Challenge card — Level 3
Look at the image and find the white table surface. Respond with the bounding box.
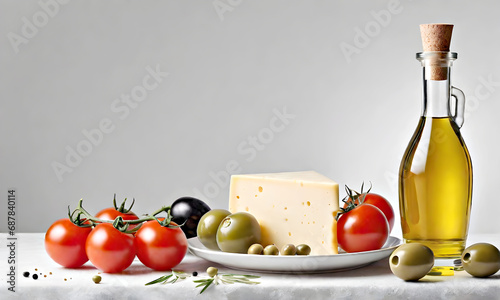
[1,233,499,300]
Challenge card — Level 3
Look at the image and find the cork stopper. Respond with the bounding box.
[420,24,453,51]
[420,24,453,80]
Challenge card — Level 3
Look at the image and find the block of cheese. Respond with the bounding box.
[228,171,339,255]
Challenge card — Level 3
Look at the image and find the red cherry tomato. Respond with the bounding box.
[337,203,389,253]
[343,193,395,232]
[96,208,139,230]
[85,223,136,273]
[45,218,92,268]
[134,220,188,271]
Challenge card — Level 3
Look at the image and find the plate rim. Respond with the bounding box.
[188,236,401,259]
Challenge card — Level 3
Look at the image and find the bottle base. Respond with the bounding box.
[403,238,465,258]
[427,258,463,276]
[403,238,466,276]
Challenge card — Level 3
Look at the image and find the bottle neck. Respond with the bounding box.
[421,68,452,118]
[417,52,457,118]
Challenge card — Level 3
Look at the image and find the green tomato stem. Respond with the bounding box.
[69,199,175,232]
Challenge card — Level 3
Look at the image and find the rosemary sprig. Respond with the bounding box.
[194,278,214,294]
[145,270,189,286]
[146,268,260,294]
[193,273,260,294]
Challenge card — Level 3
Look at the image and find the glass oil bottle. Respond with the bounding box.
[399,24,472,274]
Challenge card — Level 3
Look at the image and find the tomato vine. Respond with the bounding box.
[68,198,182,233]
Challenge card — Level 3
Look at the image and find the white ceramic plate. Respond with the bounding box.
[188,236,401,274]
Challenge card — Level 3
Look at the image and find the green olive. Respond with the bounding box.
[389,243,434,281]
[281,244,296,255]
[207,267,218,277]
[92,275,101,284]
[216,212,262,253]
[296,244,311,256]
[263,244,279,255]
[248,243,264,255]
[461,243,500,278]
[197,209,231,250]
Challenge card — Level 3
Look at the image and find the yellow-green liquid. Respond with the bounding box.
[399,117,472,259]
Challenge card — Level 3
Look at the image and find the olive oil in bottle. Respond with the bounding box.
[398,24,472,272]
[400,116,472,257]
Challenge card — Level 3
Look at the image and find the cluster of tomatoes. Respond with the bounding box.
[44,196,194,273]
[336,184,395,253]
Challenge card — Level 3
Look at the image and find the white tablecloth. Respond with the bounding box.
[1,233,499,299]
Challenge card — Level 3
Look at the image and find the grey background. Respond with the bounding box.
[1,0,499,238]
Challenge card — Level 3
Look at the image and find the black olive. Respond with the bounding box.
[170,197,211,238]
[192,271,198,277]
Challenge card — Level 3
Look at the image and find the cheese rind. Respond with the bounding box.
[228,171,339,255]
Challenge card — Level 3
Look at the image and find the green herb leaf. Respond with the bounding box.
[194,273,260,294]
[197,278,214,294]
[145,271,188,286]
[145,274,173,286]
